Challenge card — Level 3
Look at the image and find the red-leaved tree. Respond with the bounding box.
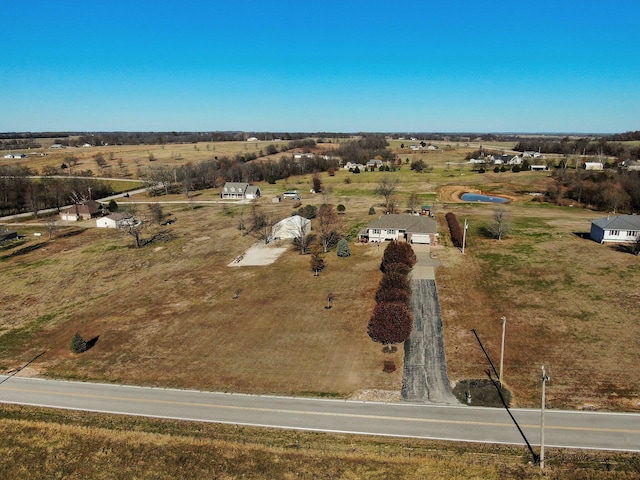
[368,302,413,346]
[375,287,410,305]
[381,241,416,272]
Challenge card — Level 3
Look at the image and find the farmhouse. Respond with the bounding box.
[270,215,311,241]
[361,214,437,244]
[220,182,261,200]
[590,215,640,244]
[96,213,134,229]
[60,200,103,221]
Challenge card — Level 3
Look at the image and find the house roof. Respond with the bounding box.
[591,215,640,231]
[245,185,261,195]
[105,213,133,221]
[222,182,248,193]
[63,200,102,215]
[368,214,437,234]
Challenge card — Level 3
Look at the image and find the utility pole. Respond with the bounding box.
[499,316,506,383]
[462,218,468,254]
[540,365,550,471]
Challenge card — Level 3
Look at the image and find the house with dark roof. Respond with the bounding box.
[590,215,640,244]
[60,200,103,221]
[220,182,261,200]
[361,214,437,244]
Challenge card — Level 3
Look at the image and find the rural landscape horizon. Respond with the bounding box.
[2,0,639,478]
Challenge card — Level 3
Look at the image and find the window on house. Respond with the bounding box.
[387,229,396,234]
[372,229,381,234]
[610,230,619,236]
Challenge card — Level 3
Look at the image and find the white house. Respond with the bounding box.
[590,215,640,244]
[96,213,135,229]
[270,215,311,241]
[530,165,548,171]
[584,162,604,170]
[220,182,261,200]
[361,214,438,244]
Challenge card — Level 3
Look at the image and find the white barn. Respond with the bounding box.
[271,215,311,241]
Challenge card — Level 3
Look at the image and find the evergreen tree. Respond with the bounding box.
[336,238,351,257]
[70,332,88,353]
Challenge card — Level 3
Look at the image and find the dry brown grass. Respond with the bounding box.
[1,404,637,479]
[1,199,401,397]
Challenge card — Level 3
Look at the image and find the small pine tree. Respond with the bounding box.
[368,206,376,215]
[336,238,351,257]
[71,332,88,354]
[108,199,118,212]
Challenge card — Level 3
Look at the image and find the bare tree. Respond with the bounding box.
[45,215,58,240]
[147,203,164,225]
[250,205,272,244]
[407,192,420,214]
[119,206,146,248]
[375,176,400,213]
[488,206,511,241]
[316,204,340,253]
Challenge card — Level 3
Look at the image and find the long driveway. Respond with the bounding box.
[0,376,639,452]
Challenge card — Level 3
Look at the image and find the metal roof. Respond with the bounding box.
[591,215,640,230]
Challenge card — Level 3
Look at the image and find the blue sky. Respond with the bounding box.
[2,0,639,133]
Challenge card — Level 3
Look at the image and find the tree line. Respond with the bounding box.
[514,137,640,160]
[0,165,114,216]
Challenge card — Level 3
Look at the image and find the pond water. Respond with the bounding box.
[461,193,509,203]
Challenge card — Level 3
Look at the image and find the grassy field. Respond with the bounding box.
[1,404,637,479]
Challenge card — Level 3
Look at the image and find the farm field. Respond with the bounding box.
[1,140,638,412]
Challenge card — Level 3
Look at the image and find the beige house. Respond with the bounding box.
[60,200,103,221]
[361,214,437,244]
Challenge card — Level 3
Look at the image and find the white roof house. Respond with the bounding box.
[96,213,134,229]
[590,215,640,244]
[270,215,311,241]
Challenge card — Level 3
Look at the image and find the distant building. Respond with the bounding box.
[60,200,103,221]
[220,182,261,200]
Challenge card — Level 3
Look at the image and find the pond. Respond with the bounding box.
[461,193,509,203]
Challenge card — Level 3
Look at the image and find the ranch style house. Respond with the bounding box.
[590,215,640,244]
[361,214,437,244]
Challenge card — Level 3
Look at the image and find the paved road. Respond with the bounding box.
[1,376,638,453]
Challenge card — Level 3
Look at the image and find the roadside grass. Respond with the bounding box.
[0,405,637,480]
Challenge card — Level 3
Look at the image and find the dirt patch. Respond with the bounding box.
[228,241,288,266]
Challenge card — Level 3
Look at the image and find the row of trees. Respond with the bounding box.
[514,137,640,160]
[0,165,114,216]
[368,242,417,349]
[548,169,640,213]
[445,212,464,248]
[143,154,340,198]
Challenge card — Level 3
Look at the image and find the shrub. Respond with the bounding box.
[336,204,346,214]
[381,241,416,271]
[70,332,88,354]
[445,212,464,248]
[353,166,361,174]
[368,207,376,215]
[378,272,410,294]
[493,166,500,173]
[298,205,318,219]
[343,177,352,184]
[108,199,118,212]
[336,238,351,257]
[375,286,410,305]
[310,252,325,272]
[383,261,411,277]
[368,302,413,345]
